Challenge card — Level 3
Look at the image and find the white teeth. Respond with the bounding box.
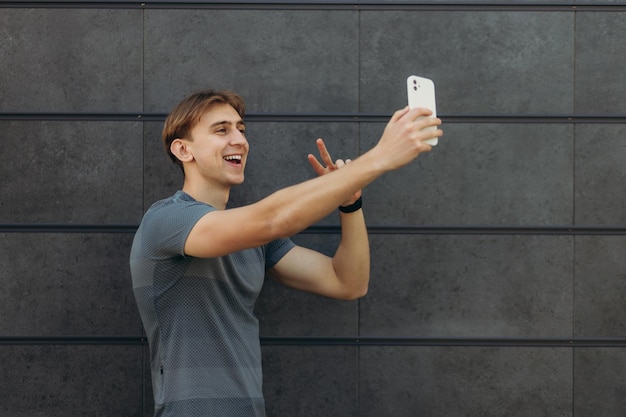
[224,155,242,161]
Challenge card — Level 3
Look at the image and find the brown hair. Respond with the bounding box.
[162,89,246,171]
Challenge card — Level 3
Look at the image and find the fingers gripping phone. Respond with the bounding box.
[407,75,438,146]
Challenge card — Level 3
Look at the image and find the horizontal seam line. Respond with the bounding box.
[1,225,626,235]
[1,113,626,123]
[3,2,626,12]
[2,336,626,347]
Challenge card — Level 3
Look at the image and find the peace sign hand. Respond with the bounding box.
[307,138,362,206]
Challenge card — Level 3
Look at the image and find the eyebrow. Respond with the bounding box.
[210,119,246,128]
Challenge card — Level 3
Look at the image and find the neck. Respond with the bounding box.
[182,180,230,210]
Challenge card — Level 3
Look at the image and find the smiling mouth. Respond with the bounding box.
[224,155,242,165]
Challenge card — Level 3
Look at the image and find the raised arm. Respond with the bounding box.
[184,107,442,259]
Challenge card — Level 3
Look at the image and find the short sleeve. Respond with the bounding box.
[264,238,295,269]
[138,198,214,259]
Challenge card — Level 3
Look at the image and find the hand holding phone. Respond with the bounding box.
[407,75,438,146]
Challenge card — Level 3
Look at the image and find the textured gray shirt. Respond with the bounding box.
[130,191,295,416]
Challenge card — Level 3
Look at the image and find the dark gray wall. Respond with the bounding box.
[1,2,625,416]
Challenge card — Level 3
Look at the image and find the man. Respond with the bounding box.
[130,89,442,416]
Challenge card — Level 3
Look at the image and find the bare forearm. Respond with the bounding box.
[331,209,370,299]
[260,153,382,239]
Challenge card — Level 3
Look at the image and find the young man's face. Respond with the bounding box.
[187,103,249,187]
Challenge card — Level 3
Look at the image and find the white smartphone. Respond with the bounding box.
[407,75,438,146]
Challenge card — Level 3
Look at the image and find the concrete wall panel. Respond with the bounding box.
[574,348,626,417]
[575,124,626,225]
[360,346,572,417]
[0,233,140,336]
[0,121,143,224]
[361,122,574,225]
[263,345,358,417]
[144,10,359,113]
[361,235,573,337]
[0,9,142,112]
[575,13,626,114]
[574,236,626,337]
[0,345,143,417]
[360,11,574,114]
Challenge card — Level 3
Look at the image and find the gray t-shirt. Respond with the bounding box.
[130,191,295,416]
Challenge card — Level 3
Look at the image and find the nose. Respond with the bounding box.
[230,129,248,146]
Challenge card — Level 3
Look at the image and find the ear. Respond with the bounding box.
[170,138,194,164]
